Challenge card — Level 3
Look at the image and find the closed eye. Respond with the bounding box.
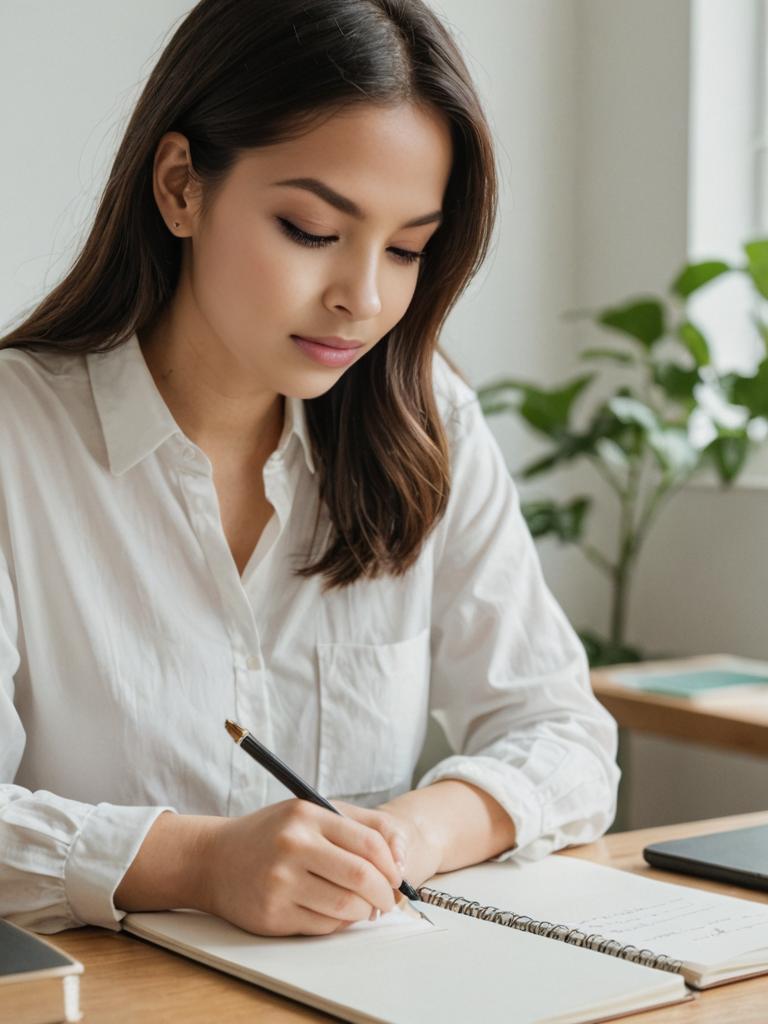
[276,217,426,266]
[277,217,336,248]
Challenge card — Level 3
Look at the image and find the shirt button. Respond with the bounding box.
[246,655,261,670]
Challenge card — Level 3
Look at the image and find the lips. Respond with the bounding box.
[291,335,364,350]
[290,335,365,368]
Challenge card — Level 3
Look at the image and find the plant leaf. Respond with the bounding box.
[518,376,594,437]
[753,317,768,357]
[519,432,598,478]
[598,298,666,349]
[595,437,629,473]
[580,347,637,365]
[477,379,525,415]
[478,398,519,417]
[705,433,750,484]
[652,361,700,402]
[582,401,643,459]
[608,396,658,432]
[730,359,768,418]
[521,497,591,542]
[677,320,710,366]
[578,630,643,667]
[478,375,594,438]
[670,260,730,299]
[744,239,768,300]
[520,451,566,479]
[647,427,699,479]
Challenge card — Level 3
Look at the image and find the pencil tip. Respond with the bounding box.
[225,719,246,743]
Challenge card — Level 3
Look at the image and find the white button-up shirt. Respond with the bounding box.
[0,335,619,934]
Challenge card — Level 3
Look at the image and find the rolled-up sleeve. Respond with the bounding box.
[417,376,620,861]
[0,546,174,934]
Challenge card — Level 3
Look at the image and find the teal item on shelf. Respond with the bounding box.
[623,668,768,698]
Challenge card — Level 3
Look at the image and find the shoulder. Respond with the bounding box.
[0,344,84,391]
[431,351,510,495]
[431,350,481,442]
[0,345,88,440]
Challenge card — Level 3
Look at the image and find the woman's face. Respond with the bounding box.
[162,102,452,399]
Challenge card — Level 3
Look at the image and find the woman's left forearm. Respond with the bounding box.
[378,779,517,882]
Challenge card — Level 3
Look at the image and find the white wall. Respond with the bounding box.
[427,1,613,633]
[0,1,191,330]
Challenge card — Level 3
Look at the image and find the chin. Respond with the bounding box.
[280,368,350,402]
[293,379,348,401]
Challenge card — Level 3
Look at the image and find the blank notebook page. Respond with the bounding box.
[124,903,685,1024]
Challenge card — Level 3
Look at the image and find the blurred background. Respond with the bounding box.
[2,0,766,830]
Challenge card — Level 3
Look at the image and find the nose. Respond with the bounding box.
[322,251,383,321]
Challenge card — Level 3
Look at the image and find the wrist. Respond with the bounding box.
[380,779,517,877]
[189,814,230,914]
[377,792,447,881]
[114,811,226,913]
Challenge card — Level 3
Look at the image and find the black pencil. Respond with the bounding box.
[224,719,432,923]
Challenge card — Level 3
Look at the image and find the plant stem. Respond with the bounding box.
[580,543,614,577]
[609,448,643,647]
[587,454,626,497]
[610,560,630,648]
[610,469,690,647]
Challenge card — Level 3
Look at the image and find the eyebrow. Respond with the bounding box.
[271,177,443,229]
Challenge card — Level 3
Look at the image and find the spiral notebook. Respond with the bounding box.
[423,856,768,989]
[122,851,768,1023]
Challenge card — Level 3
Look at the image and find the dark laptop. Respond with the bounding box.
[643,824,768,893]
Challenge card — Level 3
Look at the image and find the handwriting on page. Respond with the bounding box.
[571,895,768,957]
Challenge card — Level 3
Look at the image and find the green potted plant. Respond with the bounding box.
[478,239,768,666]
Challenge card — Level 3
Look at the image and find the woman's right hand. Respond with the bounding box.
[194,799,406,936]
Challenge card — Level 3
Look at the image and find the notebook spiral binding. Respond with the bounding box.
[418,886,684,976]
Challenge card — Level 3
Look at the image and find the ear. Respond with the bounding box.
[152,131,202,236]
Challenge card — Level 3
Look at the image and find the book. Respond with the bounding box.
[126,852,768,1024]
[598,654,768,701]
[643,823,768,893]
[0,919,83,1024]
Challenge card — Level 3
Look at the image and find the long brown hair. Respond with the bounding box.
[1,0,497,587]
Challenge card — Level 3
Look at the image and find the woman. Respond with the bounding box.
[0,0,619,938]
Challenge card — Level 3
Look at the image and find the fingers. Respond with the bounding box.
[321,809,404,892]
[334,803,409,876]
[309,837,398,916]
[297,871,382,923]
[289,904,356,936]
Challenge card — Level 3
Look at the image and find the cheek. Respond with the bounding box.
[383,272,420,330]
[191,216,310,328]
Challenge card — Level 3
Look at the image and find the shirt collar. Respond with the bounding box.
[282,394,316,475]
[87,332,316,477]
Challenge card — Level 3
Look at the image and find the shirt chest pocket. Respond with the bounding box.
[316,628,431,799]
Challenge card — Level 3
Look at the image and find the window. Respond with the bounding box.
[688,0,768,485]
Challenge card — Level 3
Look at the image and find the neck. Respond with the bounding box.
[138,308,284,465]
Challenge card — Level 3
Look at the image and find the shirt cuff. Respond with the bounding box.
[64,803,176,930]
[416,754,544,860]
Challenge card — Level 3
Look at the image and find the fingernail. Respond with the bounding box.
[369,907,381,922]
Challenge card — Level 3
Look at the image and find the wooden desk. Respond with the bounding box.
[47,810,768,1023]
[591,655,768,757]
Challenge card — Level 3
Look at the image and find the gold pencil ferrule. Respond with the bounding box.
[224,719,247,744]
